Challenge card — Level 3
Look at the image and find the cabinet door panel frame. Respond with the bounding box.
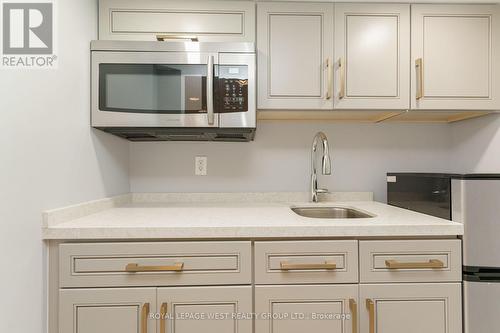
[334,4,410,110]
[359,283,462,333]
[99,0,256,42]
[411,4,500,110]
[257,2,334,110]
[157,286,253,333]
[59,288,157,333]
[255,284,358,333]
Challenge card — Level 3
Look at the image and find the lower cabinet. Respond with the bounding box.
[55,240,463,333]
[157,286,252,333]
[255,285,358,333]
[59,288,157,333]
[359,283,462,333]
[59,286,252,333]
[255,283,462,333]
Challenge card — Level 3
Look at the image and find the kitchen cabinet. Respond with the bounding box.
[59,288,157,333]
[334,4,410,110]
[411,4,500,110]
[255,285,358,333]
[98,0,498,122]
[254,240,359,284]
[99,0,255,42]
[359,283,462,333]
[359,239,462,283]
[52,239,462,333]
[257,2,334,110]
[157,286,252,333]
[58,241,252,287]
[60,287,252,333]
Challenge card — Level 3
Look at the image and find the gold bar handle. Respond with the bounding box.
[385,259,444,269]
[280,261,337,270]
[156,35,198,42]
[160,303,168,333]
[326,58,333,100]
[415,58,424,100]
[339,57,346,99]
[349,299,357,333]
[125,263,184,272]
[141,303,150,333]
[366,299,375,333]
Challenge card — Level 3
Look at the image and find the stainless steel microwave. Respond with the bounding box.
[91,41,256,141]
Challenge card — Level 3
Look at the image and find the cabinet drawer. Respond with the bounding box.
[360,239,461,283]
[255,240,358,284]
[59,241,251,287]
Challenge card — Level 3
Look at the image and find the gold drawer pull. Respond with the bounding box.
[160,303,168,333]
[280,261,337,270]
[338,57,346,99]
[385,259,444,269]
[141,303,150,333]
[156,35,198,42]
[349,299,357,333]
[415,58,424,100]
[326,58,333,100]
[366,299,375,333]
[125,263,184,272]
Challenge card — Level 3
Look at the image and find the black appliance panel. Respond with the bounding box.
[387,173,453,220]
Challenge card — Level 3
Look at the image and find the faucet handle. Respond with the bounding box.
[316,188,329,194]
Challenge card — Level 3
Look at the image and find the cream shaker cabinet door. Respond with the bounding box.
[411,5,500,110]
[99,0,256,42]
[334,4,410,110]
[59,288,156,333]
[255,285,358,333]
[157,286,252,333]
[360,283,462,333]
[257,3,334,110]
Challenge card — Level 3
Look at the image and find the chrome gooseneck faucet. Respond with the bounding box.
[310,131,332,202]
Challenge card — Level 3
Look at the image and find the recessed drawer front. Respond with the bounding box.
[59,241,251,288]
[255,240,358,284]
[360,239,461,283]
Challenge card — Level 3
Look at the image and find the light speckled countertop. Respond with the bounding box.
[42,192,463,240]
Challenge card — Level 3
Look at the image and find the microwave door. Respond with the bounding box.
[91,51,219,128]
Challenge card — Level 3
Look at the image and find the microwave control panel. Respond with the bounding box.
[216,65,249,113]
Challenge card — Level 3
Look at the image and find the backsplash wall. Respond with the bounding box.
[130,121,454,202]
[450,114,500,173]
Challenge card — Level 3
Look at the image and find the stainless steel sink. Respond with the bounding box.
[291,206,375,219]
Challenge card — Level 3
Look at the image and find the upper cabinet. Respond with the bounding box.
[411,4,500,110]
[99,0,256,42]
[97,0,500,120]
[257,3,334,110]
[334,4,410,110]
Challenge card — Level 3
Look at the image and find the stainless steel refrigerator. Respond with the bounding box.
[387,173,500,333]
[453,176,500,333]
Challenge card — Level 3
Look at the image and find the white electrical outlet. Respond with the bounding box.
[195,156,207,176]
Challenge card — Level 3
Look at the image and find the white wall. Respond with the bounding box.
[0,1,130,333]
[130,122,453,202]
[450,114,500,173]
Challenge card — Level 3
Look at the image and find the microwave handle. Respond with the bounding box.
[207,55,215,125]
